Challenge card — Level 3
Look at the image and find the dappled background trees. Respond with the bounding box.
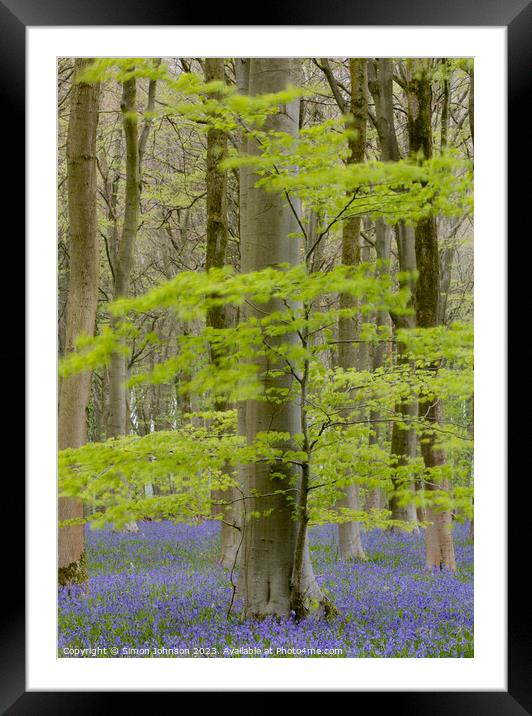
[58,57,473,623]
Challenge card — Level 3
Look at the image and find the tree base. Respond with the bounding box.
[58,551,87,588]
[290,592,339,623]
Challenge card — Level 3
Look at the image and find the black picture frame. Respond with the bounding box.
[6,0,530,710]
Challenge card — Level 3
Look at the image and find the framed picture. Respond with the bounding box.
[7,0,528,708]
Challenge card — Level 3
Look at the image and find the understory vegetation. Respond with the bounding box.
[59,521,473,658]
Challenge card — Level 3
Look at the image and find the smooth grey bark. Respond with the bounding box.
[225,57,252,574]
[407,60,455,570]
[436,63,456,327]
[107,76,140,439]
[105,77,141,534]
[317,58,348,114]
[440,59,450,155]
[367,59,400,163]
[366,217,392,513]
[319,59,376,553]
[369,58,419,531]
[335,59,368,561]
[108,67,158,440]
[438,240,456,325]
[388,222,420,530]
[204,57,229,320]
[237,59,325,618]
[203,58,239,569]
[107,69,158,533]
[58,59,100,586]
[224,59,253,587]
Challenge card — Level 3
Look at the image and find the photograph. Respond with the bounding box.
[56,56,475,660]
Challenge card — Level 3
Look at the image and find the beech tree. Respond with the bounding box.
[58,58,100,585]
[368,58,419,529]
[407,59,456,570]
[236,58,327,618]
[334,58,368,561]
[202,58,237,568]
[108,64,159,441]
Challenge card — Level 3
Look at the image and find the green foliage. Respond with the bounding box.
[59,326,131,378]
[60,263,414,402]
[59,58,474,535]
[59,293,473,531]
[80,57,471,236]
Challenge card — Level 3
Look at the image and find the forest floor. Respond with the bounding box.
[58,521,474,658]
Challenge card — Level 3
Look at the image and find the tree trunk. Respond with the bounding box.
[58,59,100,586]
[437,65,455,327]
[335,59,368,560]
[237,58,324,618]
[367,58,400,163]
[108,67,158,439]
[203,58,239,569]
[388,330,419,530]
[440,59,450,155]
[468,65,474,146]
[108,70,157,532]
[408,60,455,570]
[366,218,393,516]
[227,58,251,576]
[438,242,455,325]
[368,59,419,532]
[107,76,140,439]
[391,222,420,525]
[420,400,456,570]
